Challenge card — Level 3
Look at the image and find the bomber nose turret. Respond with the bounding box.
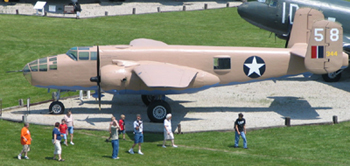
[22,64,32,84]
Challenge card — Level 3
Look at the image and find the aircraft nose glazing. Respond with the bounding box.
[22,64,32,84]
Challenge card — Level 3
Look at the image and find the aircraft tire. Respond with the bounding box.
[49,101,65,114]
[147,100,171,123]
[141,95,155,106]
[322,71,342,82]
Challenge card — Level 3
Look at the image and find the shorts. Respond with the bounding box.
[52,139,62,154]
[164,132,174,140]
[68,126,74,134]
[134,133,143,144]
[22,145,30,153]
[61,133,67,140]
[118,130,125,135]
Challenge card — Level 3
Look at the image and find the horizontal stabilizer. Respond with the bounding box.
[133,62,198,88]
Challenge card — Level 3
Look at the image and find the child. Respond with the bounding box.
[118,114,126,140]
[59,119,68,146]
[106,116,116,142]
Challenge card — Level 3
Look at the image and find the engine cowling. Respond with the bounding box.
[100,65,132,91]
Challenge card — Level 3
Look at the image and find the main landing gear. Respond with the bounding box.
[321,69,343,82]
[141,95,171,123]
[49,91,65,114]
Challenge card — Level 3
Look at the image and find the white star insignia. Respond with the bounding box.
[244,57,265,77]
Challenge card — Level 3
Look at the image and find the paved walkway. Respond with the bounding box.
[0,0,242,18]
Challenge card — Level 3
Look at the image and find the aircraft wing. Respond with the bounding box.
[133,62,198,88]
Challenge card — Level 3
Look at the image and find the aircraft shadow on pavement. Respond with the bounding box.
[10,95,328,126]
[182,96,329,120]
[276,67,350,93]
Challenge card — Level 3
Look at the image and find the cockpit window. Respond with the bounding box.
[91,52,97,60]
[79,47,91,50]
[66,47,78,61]
[258,0,266,3]
[79,52,89,60]
[265,0,277,7]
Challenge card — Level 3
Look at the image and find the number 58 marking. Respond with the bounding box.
[314,28,339,42]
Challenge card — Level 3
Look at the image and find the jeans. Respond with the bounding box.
[235,130,247,148]
[111,139,119,158]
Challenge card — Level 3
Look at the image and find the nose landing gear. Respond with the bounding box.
[49,91,65,114]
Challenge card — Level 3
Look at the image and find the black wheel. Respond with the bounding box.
[147,100,171,123]
[141,95,156,106]
[49,101,65,114]
[322,71,342,82]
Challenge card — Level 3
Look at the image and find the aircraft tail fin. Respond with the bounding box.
[287,8,324,48]
[289,8,348,74]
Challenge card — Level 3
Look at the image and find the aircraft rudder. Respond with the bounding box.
[305,19,346,74]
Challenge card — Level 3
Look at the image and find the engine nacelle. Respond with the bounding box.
[100,65,131,91]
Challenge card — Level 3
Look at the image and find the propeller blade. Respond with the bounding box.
[97,46,101,111]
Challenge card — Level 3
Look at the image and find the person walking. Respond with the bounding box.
[53,122,64,161]
[106,116,116,142]
[64,110,74,145]
[110,120,120,159]
[128,114,144,155]
[162,114,177,148]
[118,114,126,140]
[18,123,32,160]
[234,113,248,149]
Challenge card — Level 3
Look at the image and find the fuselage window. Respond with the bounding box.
[91,52,97,60]
[214,58,231,70]
[38,58,47,72]
[49,65,57,70]
[49,57,57,61]
[49,57,57,70]
[79,52,89,60]
[39,64,47,71]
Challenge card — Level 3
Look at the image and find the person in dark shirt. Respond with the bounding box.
[52,122,64,161]
[234,113,248,149]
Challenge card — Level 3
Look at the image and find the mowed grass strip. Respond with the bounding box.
[1,120,350,166]
[0,7,285,108]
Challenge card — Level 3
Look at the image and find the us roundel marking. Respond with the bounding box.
[243,56,266,78]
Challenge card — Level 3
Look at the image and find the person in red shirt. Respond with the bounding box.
[59,119,68,146]
[118,114,126,140]
[18,123,32,160]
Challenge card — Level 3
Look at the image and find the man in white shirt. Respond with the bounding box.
[128,114,144,155]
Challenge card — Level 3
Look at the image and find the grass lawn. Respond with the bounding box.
[0,7,285,108]
[1,119,350,166]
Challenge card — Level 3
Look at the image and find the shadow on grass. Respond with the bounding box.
[45,156,55,160]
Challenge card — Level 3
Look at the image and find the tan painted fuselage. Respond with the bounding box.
[24,44,306,95]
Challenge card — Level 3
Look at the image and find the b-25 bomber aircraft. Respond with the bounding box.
[22,8,348,122]
[238,0,350,82]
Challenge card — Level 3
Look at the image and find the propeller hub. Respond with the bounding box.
[90,76,100,83]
